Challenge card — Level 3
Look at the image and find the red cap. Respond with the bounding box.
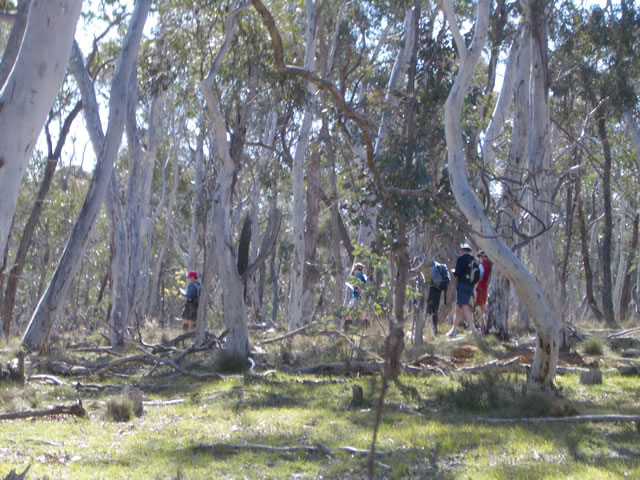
[188,270,198,278]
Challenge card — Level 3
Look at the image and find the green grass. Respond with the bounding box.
[1,329,639,479]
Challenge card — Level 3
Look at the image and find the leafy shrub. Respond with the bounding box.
[584,337,604,356]
[106,396,134,422]
[442,370,578,417]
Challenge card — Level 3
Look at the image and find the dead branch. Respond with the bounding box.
[255,323,316,346]
[456,356,522,373]
[0,401,86,421]
[607,327,640,339]
[143,399,185,407]
[3,465,30,480]
[476,414,640,424]
[191,442,392,457]
[136,347,224,380]
[93,354,156,376]
[27,374,67,385]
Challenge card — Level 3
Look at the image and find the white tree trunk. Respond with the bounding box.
[486,26,530,337]
[187,132,204,271]
[525,0,559,321]
[200,0,250,359]
[106,172,130,348]
[288,0,319,331]
[22,1,150,350]
[624,110,640,315]
[0,0,83,260]
[441,0,559,385]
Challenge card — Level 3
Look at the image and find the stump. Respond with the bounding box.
[346,385,364,410]
[580,370,602,385]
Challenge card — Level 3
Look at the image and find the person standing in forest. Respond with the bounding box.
[180,270,201,330]
[475,251,492,333]
[447,243,480,337]
[427,260,450,336]
[345,263,367,327]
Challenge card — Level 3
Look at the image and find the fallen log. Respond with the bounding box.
[476,414,640,424]
[0,401,87,421]
[191,442,392,457]
[27,374,67,385]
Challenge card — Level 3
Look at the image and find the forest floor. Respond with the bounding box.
[0,322,639,479]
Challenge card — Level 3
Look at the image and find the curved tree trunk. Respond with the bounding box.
[22,1,151,351]
[0,0,83,264]
[441,0,559,385]
[484,25,529,339]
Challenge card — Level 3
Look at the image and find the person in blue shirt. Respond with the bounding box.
[180,270,201,330]
[345,263,367,327]
[447,243,479,337]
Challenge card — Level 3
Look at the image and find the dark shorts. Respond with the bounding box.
[181,301,197,321]
[456,282,474,306]
[427,285,442,315]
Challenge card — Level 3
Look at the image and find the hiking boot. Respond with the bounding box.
[432,325,438,337]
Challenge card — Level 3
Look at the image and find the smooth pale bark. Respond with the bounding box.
[105,172,130,348]
[0,0,31,89]
[0,0,83,261]
[525,0,559,325]
[187,132,204,272]
[287,0,320,331]
[124,74,164,330]
[441,0,559,385]
[147,143,179,320]
[201,0,250,359]
[22,0,150,351]
[624,111,640,315]
[356,7,418,249]
[486,26,529,338]
[1,101,82,338]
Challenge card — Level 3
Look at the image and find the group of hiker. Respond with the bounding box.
[344,242,493,339]
[177,242,492,340]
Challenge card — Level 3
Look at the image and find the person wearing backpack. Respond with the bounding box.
[180,270,201,330]
[475,251,492,333]
[427,260,450,336]
[447,243,480,337]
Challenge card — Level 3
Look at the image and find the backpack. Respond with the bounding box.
[436,264,450,291]
[464,257,481,286]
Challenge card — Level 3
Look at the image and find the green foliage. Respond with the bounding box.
[584,337,604,356]
[441,370,579,418]
[106,395,134,422]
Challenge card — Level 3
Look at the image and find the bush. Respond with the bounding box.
[441,370,578,417]
[106,396,134,422]
[584,337,604,356]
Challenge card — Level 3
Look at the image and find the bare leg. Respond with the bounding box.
[463,305,478,334]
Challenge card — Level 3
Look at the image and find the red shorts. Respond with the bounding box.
[475,289,488,307]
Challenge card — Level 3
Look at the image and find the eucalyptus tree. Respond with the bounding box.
[22,0,151,351]
[0,0,83,278]
[552,0,640,326]
[442,0,559,385]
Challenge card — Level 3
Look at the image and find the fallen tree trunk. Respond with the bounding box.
[0,401,86,420]
[191,442,392,457]
[476,414,640,424]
